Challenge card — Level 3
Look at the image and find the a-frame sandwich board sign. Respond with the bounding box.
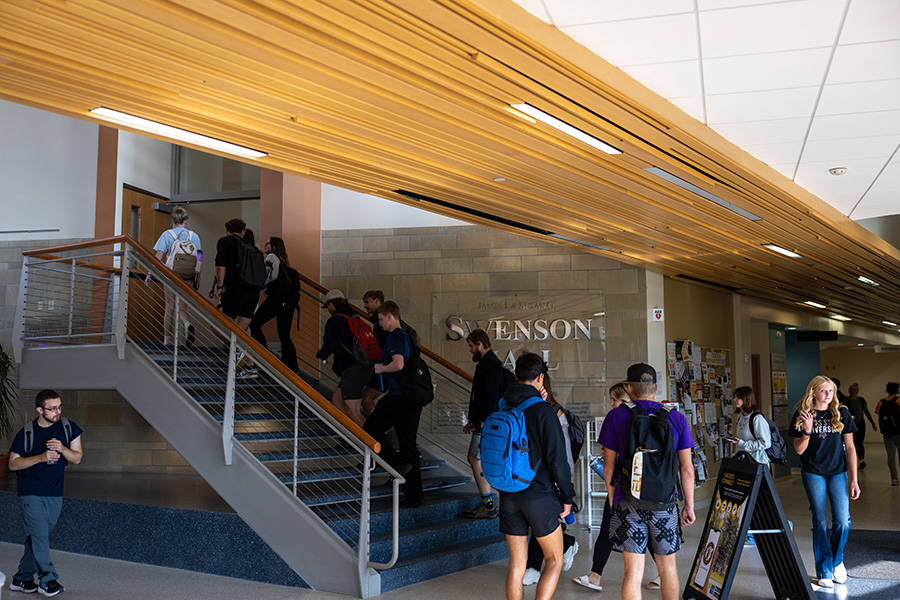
[683,452,813,600]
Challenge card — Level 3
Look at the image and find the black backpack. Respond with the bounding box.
[399,352,434,407]
[272,265,301,309]
[564,408,585,461]
[618,403,679,510]
[237,241,266,290]
[750,412,788,465]
[880,396,900,437]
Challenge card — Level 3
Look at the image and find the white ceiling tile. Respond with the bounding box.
[698,0,797,9]
[795,157,887,215]
[850,160,900,219]
[839,0,900,45]
[508,0,553,23]
[808,110,900,141]
[742,141,803,166]
[706,87,819,123]
[703,48,830,95]
[767,163,798,178]
[539,0,694,27]
[667,96,707,122]
[801,135,900,164]
[699,0,845,58]
[560,14,698,66]
[711,117,810,146]
[817,80,900,115]
[827,41,900,85]
[621,60,702,99]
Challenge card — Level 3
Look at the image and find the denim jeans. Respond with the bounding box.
[801,471,850,579]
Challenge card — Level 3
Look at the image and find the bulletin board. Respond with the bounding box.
[667,340,733,488]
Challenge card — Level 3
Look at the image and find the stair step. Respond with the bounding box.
[213,412,295,422]
[298,475,470,507]
[274,459,445,484]
[235,429,335,442]
[255,448,357,462]
[369,514,501,564]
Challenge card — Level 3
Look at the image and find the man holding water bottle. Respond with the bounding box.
[8,390,83,597]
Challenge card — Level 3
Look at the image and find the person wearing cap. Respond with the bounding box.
[597,363,696,600]
[316,289,373,427]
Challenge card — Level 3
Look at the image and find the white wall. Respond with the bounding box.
[320,184,465,230]
[0,99,99,241]
[115,131,173,234]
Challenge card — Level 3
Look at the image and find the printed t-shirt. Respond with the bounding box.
[790,406,857,476]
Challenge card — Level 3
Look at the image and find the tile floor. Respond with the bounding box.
[1,441,898,600]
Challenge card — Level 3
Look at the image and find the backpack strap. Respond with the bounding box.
[61,416,72,445]
[24,420,34,454]
[517,396,545,412]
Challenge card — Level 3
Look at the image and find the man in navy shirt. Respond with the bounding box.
[362,301,424,506]
[8,389,84,597]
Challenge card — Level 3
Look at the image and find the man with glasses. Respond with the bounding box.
[8,389,83,597]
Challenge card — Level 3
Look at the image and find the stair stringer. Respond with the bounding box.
[18,343,381,598]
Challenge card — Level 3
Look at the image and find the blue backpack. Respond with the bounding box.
[480,396,544,492]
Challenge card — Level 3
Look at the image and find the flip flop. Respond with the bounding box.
[645,576,661,590]
[573,575,602,591]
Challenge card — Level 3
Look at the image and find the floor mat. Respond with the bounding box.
[842,529,900,580]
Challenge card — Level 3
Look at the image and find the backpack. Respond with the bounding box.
[270,264,301,309]
[165,230,199,279]
[399,352,434,406]
[337,313,382,366]
[880,396,900,437]
[750,412,788,465]
[480,396,545,492]
[24,417,73,454]
[564,408,585,460]
[237,240,267,290]
[618,403,679,510]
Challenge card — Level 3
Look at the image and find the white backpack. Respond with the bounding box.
[165,229,199,279]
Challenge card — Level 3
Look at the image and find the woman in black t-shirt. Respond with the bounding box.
[792,375,859,589]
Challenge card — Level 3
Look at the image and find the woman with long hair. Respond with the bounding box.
[792,375,859,588]
[726,386,771,465]
[249,237,298,372]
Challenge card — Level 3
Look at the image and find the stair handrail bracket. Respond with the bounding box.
[17,236,405,598]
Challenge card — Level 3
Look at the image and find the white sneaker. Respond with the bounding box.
[563,541,579,572]
[817,578,834,588]
[523,567,541,586]
[833,562,847,583]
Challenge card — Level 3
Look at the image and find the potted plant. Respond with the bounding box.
[0,343,20,478]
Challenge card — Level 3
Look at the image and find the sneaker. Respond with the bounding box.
[10,578,39,593]
[185,323,195,347]
[859,461,866,470]
[563,541,579,572]
[817,578,834,588]
[834,562,847,583]
[463,503,498,519]
[523,567,541,586]
[38,581,64,597]
[236,366,258,380]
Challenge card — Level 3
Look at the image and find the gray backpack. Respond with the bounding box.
[24,417,72,454]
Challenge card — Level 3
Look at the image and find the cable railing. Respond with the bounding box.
[13,235,404,577]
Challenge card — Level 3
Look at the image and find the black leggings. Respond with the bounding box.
[249,298,298,372]
[854,420,867,460]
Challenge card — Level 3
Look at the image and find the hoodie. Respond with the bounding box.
[316,302,358,376]
[501,382,576,505]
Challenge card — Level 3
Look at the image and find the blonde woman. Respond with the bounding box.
[791,376,859,588]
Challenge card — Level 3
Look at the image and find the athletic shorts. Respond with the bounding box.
[499,492,562,538]
[340,363,373,400]
[221,289,258,320]
[608,501,682,555]
[467,431,482,459]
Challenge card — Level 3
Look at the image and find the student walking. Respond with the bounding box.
[726,386,771,465]
[874,381,900,486]
[791,375,859,588]
[249,237,298,372]
[845,383,876,470]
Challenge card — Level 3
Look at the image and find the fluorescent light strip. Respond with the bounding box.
[883,321,897,327]
[803,301,827,309]
[510,104,621,155]
[831,315,851,322]
[549,233,610,251]
[764,244,803,259]
[645,167,762,222]
[90,107,266,159]
[857,275,879,286]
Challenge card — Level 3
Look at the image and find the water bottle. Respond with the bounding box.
[564,512,575,525]
[589,455,604,477]
[46,439,58,465]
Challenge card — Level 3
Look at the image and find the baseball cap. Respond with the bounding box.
[626,363,657,384]
[322,289,344,308]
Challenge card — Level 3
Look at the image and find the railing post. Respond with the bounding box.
[67,258,76,339]
[115,246,130,359]
[223,332,237,466]
[293,394,300,496]
[358,447,372,584]
[12,256,29,363]
[172,298,180,382]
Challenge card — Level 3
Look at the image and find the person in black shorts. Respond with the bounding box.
[499,353,574,600]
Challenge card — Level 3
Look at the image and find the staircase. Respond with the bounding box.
[12,236,507,597]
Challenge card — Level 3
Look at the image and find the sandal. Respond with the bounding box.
[573,575,602,592]
[645,576,661,590]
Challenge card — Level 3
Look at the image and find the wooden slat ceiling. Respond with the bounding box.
[2,0,899,334]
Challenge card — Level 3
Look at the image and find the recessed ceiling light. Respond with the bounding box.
[764,244,802,259]
[831,315,851,322]
[857,343,864,346]
[90,107,267,159]
[803,301,827,309]
[857,275,879,286]
[510,103,622,155]
[646,167,762,221]
[492,177,506,182]
[549,233,610,251]
[785,326,797,330]
[883,321,898,327]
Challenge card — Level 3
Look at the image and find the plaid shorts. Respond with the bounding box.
[608,501,682,555]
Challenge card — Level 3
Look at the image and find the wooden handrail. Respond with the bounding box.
[297,271,475,384]
[29,253,123,276]
[21,235,380,454]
